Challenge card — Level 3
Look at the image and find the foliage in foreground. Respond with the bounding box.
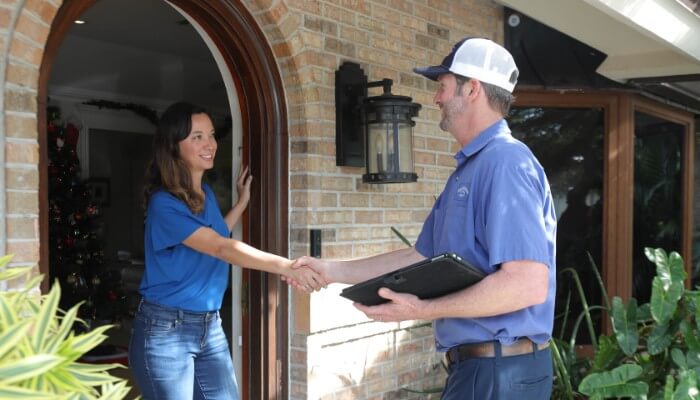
[0,254,133,399]
[553,248,699,399]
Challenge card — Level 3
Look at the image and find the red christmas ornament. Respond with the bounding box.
[63,236,75,247]
[86,204,99,217]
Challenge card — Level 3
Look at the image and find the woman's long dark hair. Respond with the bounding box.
[144,102,212,214]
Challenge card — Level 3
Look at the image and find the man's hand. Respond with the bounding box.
[283,256,331,290]
[288,265,325,293]
[353,288,427,322]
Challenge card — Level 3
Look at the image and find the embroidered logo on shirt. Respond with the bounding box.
[456,186,469,198]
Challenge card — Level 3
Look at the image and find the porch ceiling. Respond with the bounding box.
[497,0,700,112]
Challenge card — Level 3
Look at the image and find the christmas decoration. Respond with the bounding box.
[47,106,127,332]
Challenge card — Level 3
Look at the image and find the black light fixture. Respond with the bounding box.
[335,62,421,183]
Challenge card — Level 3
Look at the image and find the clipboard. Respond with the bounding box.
[340,253,486,306]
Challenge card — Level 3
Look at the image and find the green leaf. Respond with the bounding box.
[637,303,652,322]
[664,374,675,400]
[667,252,687,283]
[0,319,31,359]
[0,384,55,399]
[44,370,84,394]
[0,254,14,269]
[612,297,639,356]
[648,322,674,355]
[592,335,623,372]
[651,276,684,324]
[0,354,63,385]
[682,320,700,353]
[672,348,689,369]
[579,364,648,397]
[31,282,61,353]
[549,340,574,398]
[673,369,699,399]
[21,275,45,295]
[688,351,700,368]
[691,292,700,332]
[66,369,121,386]
[98,381,132,400]
[0,296,19,327]
[67,362,122,374]
[0,266,31,282]
[46,302,81,354]
[63,325,112,361]
[46,368,92,393]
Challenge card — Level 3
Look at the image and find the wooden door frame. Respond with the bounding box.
[514,90,695,301]
[514,90,627,302]
[38,1,289,399]
[630,96,695,288]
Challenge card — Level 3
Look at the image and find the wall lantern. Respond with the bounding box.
[335,62,421,183]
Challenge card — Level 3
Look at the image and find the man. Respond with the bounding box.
[293,38,556,399]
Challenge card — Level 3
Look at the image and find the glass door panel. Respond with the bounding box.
[510,107,604,344]
[633,112,684,304]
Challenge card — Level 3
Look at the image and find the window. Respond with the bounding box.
[510,106,604,343]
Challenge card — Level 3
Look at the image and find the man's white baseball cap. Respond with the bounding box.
[414,37,519,93]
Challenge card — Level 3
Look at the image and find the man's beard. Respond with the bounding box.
[439,96,465,132]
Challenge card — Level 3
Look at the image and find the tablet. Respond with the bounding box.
[340,253,485,306]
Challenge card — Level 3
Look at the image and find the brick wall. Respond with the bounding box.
[1,0,60,289]
[0,0,504,397]
[246,0,503,398]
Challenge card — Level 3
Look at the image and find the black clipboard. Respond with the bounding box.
[340,253,485,306]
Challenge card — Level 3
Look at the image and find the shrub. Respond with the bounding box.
[0,254,133,399]
[554,248,700,399]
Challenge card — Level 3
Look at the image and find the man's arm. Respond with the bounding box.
[355,260,548,322]
[291,246,426,285]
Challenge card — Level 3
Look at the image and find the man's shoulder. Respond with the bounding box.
[479,136,534,165]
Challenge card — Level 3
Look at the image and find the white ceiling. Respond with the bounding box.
[49,0,227,111]
[70,0,211,61]
[498,0,700,110]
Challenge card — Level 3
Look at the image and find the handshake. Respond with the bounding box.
[282,256,330,293]
[279,253,425,324]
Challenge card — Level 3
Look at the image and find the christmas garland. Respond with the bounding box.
[83,99,158,125]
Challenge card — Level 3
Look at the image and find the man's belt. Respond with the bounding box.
[445,338,549,364]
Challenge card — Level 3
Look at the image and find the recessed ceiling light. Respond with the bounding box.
[74,20,86,24]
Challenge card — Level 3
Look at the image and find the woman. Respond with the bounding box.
[128,102,322,399]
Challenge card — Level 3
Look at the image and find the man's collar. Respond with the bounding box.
[454,119,510,163]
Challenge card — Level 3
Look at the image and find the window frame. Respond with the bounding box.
[513,90,694,306]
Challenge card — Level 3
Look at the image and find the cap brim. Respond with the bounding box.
[413,65,450,81]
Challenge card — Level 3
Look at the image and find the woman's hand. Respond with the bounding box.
[288,266,325,293]
[283,256,334,291]
[236,165,252,208]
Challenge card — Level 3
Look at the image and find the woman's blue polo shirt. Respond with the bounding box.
[415,119,557,351]
[140,184,230,312]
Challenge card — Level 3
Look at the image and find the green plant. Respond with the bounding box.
[554,248,700,399]
[0,254,134,399]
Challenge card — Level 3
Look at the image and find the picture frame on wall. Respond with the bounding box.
[86,177,110,207]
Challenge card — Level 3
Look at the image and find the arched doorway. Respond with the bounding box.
[38,1,290,398]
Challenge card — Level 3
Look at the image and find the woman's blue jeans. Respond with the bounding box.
[128,299,239,400]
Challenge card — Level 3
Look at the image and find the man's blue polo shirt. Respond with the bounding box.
[415,119,557,351]
[140,184,230,312]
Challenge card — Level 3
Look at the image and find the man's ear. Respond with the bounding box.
[467,80,482,98]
